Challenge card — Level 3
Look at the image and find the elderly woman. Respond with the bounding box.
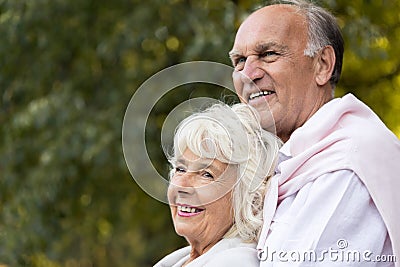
[154,103,281,267]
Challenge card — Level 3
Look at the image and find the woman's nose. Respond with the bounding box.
[169,173,196,195]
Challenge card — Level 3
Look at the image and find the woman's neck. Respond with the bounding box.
[182,238,221,266]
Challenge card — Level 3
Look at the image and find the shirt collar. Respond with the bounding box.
[274,139,292,175]
[279,138,292,158]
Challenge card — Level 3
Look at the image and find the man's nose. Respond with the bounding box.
[240,56,264,83]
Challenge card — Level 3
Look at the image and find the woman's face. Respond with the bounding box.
[167,149,236,250]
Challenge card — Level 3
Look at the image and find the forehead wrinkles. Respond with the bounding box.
[233,5,308,54]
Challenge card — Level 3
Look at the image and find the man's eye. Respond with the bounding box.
[233,57,246,67]
[237,57,246,64]
[261,51,279,57]
[233,57,246,70]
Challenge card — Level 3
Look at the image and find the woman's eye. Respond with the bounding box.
[201,171,214,179]
[175,167,186,173]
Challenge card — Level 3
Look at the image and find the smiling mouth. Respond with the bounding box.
[177,205,205,217]
[249,90,275,101]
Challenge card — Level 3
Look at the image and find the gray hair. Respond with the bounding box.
[169,103,281,242]
[270,0,344,88]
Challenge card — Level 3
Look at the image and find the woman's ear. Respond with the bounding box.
[315,45,336,86]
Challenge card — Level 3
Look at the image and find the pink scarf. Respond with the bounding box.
[258,94,400,264]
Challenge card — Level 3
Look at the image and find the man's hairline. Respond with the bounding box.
[228,4,315,63]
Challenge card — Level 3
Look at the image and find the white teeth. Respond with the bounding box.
[249,91,273,100]
[178,205,201,213]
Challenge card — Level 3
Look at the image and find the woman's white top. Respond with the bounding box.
[154,237,259,267]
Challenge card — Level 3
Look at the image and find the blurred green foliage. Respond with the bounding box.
[0,0,399,266]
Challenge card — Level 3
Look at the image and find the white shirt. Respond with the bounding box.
[259,149,394,266]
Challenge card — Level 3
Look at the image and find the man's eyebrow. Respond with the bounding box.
[255,42,289,53]
[228,42,289,59]
[228,49,242,59]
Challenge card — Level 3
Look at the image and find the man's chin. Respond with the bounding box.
[258,111,277,135]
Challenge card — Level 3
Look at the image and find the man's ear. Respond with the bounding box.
[315,46,335,86]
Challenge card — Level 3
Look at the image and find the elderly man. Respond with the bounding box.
[230,0,400,266]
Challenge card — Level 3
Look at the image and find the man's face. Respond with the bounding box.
[230,5,327,142]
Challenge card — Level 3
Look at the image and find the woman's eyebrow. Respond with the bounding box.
[175,157,224,173]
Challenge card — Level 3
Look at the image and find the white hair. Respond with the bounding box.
[169,103,281,242]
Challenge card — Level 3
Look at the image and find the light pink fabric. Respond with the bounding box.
[258,94,400,265]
